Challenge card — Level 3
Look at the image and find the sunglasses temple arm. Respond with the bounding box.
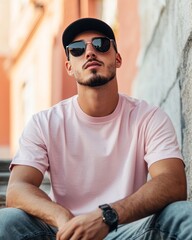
[65,48,70,61]
[113,41,118,53]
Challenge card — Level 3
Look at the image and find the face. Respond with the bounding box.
[65,32,122,88]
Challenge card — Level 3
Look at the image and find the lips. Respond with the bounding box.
[83,60,103,69]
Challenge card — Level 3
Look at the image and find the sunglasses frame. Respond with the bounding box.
[66,37,117,60]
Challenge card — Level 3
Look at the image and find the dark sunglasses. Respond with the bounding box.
[66,37,117,60]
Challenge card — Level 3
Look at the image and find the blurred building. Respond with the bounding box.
[0,0,140,158]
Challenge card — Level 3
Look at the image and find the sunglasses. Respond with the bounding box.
[66,37,117,60]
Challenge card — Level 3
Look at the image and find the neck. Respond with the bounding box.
[77,80,119,117]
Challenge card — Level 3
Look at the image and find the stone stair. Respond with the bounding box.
[0,160,50,208]
[0,160,10,208]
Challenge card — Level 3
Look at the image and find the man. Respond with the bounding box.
[0,18,191,240]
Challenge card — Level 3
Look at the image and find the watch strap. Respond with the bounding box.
[99,204,111,211]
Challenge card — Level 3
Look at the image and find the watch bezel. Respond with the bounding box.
[103,209,118,224]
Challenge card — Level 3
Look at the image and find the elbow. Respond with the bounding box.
[6,188,14,207]
[167,176,187,203]
[181,184,187,201]
[175,181,187,202]
[5,184,19,208]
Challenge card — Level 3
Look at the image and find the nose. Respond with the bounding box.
[85,42,97,59]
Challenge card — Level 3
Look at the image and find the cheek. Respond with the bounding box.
[107,62,116,73]
[70,62,81,77]
[73,69,83,79]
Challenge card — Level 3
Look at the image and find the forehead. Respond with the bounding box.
[73,31,106,42]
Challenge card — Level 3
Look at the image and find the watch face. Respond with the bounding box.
[103,209,118,225]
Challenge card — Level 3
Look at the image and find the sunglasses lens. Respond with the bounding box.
[67,37,112,59]
[68,41,85,57]
[92,38,111,52]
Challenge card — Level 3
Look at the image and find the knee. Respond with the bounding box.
[0,207,26,224]
[164,201,192,216]
[156,201,192,238]
[0,208,27,237]
[159,201,192,225]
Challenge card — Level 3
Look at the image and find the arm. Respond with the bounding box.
[6,165,74,228]
[111,157,187,224]
[56,158,187,240]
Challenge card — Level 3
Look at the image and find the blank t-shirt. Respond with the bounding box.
[11,94,183,216]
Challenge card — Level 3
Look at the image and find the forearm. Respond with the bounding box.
[111,173,187,224]
[6,182,73,227]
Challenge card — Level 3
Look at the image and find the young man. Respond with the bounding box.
[0,18,191,240]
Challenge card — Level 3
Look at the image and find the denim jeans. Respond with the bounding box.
[0,201,192,240]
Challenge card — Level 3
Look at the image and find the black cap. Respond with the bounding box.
[62,18,116,50]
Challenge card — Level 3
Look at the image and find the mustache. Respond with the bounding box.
[82,58,104,69]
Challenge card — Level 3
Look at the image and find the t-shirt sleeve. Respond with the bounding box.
[10,114,49,175]
[144,108,183,167]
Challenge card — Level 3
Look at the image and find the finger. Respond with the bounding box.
[57,226,77,240]
[69,229,84,240]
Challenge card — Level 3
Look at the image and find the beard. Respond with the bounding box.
[77,73,115,87]
[76,64,116,87]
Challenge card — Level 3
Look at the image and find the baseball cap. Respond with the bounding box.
[62,18,116,50]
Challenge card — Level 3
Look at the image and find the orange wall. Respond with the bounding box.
[60,0,80,100]
[57,0,101,100]
[117,0,140,95]
[0,57,10,145]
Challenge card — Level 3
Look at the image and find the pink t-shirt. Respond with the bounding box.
[11,94,183,216]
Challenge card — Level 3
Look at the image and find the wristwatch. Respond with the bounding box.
[99,204,119,232]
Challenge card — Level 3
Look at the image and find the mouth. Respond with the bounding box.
[83,60,103,69]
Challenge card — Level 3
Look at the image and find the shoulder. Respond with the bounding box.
[22,96,76,135]
[33,95,76,122]
[120,94,160,116]
[120,94,155,109]
[119,94,171,128]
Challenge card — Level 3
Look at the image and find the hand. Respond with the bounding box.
[56,209,109,240]
[56,208,74,229]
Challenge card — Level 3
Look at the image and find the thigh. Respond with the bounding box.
[104,217,151,240]
[0,207,57,240]
[153,201,192,240]
[105,201,192,240]
[104,218,175,240]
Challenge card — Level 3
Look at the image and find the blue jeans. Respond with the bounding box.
[0,201,192,240]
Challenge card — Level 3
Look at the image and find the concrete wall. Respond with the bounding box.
[132,0,192,199]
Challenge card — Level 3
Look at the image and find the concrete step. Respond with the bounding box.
[0,193,6,208]
[0,160,10,172]
[0,160,11,208]
[0,172,10,181]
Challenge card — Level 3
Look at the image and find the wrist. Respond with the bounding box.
[54,206,74,227]
[99,204,119,232]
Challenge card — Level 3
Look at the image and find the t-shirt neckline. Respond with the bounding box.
[72,94,122,124]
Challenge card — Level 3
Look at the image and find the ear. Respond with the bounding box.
[115,53,122,68]
[65,61,74,76]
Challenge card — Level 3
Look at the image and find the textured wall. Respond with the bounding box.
[132,0,192,199]
[181,35,192,199]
